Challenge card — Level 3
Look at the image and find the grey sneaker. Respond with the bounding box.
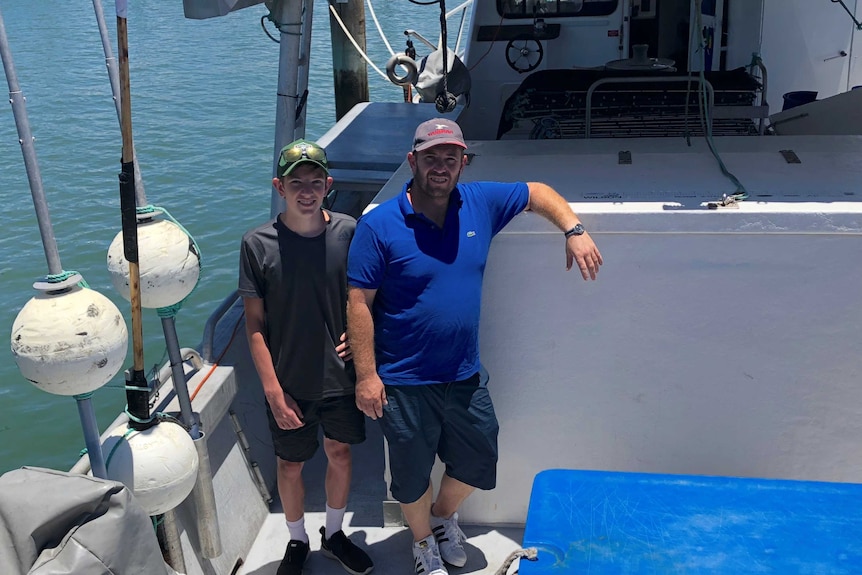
[412,535,447,575]
[430,512,466,567]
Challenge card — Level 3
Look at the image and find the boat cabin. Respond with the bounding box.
[456,0,862,140]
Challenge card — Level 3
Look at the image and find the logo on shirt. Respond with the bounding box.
[466,230,476,238]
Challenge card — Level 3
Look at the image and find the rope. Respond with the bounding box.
[104,426,137,468]
[261,9,303,44]
[692,0,748,205]
[328,3,388,80]
[365,0,395,56]
[44,270,90,289]
[494,547,538,575]
[136,204,203,319]
[190,309,245,402]
[125,405,155,425]
[434,0,458,113]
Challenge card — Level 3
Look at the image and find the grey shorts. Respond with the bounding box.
[379,371,499,503]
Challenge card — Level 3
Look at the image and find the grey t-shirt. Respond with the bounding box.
[238,211,356,400]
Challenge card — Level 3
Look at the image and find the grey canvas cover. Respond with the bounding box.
[0,467,178,575]
[415,48,471,104]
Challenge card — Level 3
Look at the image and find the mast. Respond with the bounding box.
[270,0,307,217]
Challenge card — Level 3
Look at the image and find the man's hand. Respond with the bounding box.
[336,331,352,361]
[265,389,305,430]
[566,233,603,280]
[356,374,387,420]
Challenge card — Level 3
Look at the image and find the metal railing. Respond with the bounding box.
[585,75,715,139]
[202,290,242,364]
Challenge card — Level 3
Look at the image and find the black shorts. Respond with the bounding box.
[379,371,499,503]
[266,394,366,462]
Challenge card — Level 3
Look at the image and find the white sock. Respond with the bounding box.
[325,503,346,538]
[286,517,308,543]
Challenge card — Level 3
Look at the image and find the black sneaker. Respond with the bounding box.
[320,526,374,575]
[277,539,309,575]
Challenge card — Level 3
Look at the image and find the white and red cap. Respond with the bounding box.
[412,118,467,152]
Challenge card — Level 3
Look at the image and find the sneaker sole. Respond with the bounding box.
[440,554,467,568]
[320,547,374,575]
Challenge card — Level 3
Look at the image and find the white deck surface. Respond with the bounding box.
[238,513,524,575]
[233,404,526,575]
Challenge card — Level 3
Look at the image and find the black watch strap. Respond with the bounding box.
[564,223,585,238]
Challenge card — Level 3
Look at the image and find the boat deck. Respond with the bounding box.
[239,513,524,575]
[236,420,525,575]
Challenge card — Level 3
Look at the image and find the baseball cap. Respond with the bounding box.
[277,139,330,177]
[412,118,467,152]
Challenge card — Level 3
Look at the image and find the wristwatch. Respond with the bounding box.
[564,223,585,238]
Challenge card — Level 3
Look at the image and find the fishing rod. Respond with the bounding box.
[95,0,202,440]
[115,0,151,430]
[2,5,128,481]
[106,3,219,561]
[91,0,145,203]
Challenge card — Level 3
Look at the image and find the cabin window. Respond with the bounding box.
[497,0,618,18]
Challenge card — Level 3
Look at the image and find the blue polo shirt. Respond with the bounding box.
[347,180,529,385]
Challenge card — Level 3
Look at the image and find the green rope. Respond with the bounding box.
[74,391,95,400]
[104,426,136,469]
[45,270,90,289]
[136,204,203,319]
[693,3,748,204]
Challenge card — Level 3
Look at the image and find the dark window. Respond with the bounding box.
[497,0,619,19]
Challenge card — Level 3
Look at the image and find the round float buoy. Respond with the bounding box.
[11,286,128,396]
[385,53,419,87]
[103,420,199,516]
[107,218,200,309]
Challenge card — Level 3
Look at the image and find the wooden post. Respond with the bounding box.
[328,0,369,121]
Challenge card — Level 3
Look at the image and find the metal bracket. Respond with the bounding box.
[780,149,801,164]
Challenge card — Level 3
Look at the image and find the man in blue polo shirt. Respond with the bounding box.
[346,118,602,575]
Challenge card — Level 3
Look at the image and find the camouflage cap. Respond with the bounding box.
[277,139,330,177]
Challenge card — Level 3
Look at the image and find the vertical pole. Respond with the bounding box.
[91,0,146,205]
[159,510,187,573]
[329,0,369,121]
[0,9,61,275]
[116,3,151,428]
[161,316,199,437]
[76,396,109,478]
[270,0,304,218]
[294,0,315,138]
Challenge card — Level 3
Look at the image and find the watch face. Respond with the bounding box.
[565,224,585,238]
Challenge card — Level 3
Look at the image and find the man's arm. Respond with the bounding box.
[346,285,387,419]
[243,296,304,429]
[525,181,603,280]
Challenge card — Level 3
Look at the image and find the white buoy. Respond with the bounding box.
[103,420,199,516]
[11,286,128,396]
[107,217,200,309]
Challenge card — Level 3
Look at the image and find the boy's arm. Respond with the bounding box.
[243,296,304,429]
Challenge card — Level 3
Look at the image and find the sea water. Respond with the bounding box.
[0,0,463,472]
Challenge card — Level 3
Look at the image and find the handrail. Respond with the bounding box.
[404,0,474,58]
[585,75,715,139]
[202,290,242,364]
[748,57,768,135]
